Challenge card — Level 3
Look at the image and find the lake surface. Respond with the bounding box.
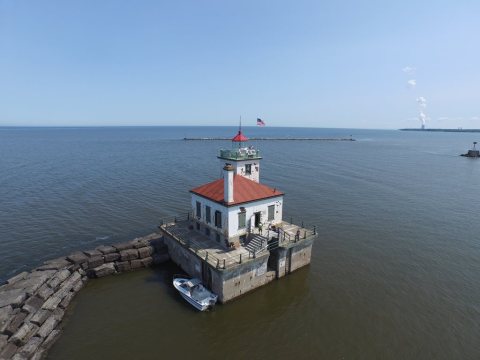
[1,126,479,359]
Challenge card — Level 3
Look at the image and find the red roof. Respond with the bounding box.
[190,175,284,206]
[232,130,248,142]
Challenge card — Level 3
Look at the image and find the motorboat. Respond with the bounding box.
[173,277,218,311]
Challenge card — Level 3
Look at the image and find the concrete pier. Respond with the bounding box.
[160,218,316,303]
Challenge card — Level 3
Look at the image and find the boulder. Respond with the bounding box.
[150,237,165,250]
[141,257,153,267]
[138,246,154,259]
[103,252,120,262]
[18,336,42,358]
[0,306,14,331]
[52,308,64,322]
[12,353,28,360]
[41,296,62,311]
[9,322,39,346]
[133,239,150,249]
[0,343,18,359]
[36,315,58,339]
[47,269,71,291]
[22,296,44,314]
[8,271,53,296]
[36,284,54,301]
[120,249,138,261]
[54,272,81,299]
[36,257,71,271]
[0,288,27,309]
[59,293,74,310]
[130,259,143,270]
[93,263,116,278]
[96,245,116,254]
[30,349,45,360]
[114,261,131,272]
[83,249,102,257]
[66,252,88,265]
[5,272,28,286]
[40,329,60,351]
[113,242,135,251]
[3,312,27,336]
[87,256,104,269]
[0,334,8,352]
[72,278,84,292]
[30,309,50,326]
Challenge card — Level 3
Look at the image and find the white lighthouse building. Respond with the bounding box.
[190,130,284,248]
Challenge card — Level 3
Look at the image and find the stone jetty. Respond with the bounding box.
[0,232,169,360]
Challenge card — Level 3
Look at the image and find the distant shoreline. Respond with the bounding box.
[400,128,480,133]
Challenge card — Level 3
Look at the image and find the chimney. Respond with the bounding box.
[223,163,234,203]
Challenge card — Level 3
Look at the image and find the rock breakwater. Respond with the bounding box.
[0,232,169,360]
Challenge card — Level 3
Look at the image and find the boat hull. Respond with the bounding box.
[173,277,217,311]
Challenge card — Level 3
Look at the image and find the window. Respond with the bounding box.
[245,164,252,174]
[196,201,201,219]
[214,210,222,228]
[206,206,211,223]
[238,211,246,229]
[268,205,275,221]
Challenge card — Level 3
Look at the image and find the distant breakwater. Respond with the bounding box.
[400,128,480,133]
[183,137,356,141]
[0,232,169,360]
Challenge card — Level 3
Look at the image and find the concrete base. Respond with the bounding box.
[161,226,315,303]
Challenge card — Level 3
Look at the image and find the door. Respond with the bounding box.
[254,212,261,228]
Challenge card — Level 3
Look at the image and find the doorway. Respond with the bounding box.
[254,212,261,228]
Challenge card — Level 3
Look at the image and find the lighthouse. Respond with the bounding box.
[190,129,283,248]
[159,128,316,303]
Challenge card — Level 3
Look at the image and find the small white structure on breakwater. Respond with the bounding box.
[160,129,317,303]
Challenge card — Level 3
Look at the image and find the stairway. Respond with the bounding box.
[245,234,268,254]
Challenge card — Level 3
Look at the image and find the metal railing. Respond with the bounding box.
[159,214,317,271]
[218,148,261,160]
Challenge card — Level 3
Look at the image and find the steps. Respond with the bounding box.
[245,234,268,253]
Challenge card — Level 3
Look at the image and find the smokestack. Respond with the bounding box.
[223,163,234,203]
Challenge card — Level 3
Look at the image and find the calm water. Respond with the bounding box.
[1,126,480,359]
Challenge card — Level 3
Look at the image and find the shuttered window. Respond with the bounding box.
[206,206,211,223]
[196,201,201,219]
[268,205,275,221]
[238,212,246,229]
[215,210,222,228]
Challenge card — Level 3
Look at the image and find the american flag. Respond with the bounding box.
[257,118,265,126]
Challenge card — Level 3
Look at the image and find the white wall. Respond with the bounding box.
[227,196,283,238]
[191,194,283,239]
[219,159,260,183]
[191,194,229,236]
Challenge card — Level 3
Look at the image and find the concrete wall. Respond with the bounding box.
[0,233,169,360]
[163,235,204,280]
[163,233,275,303]
[215,255,275,303]
[273,239,314,278]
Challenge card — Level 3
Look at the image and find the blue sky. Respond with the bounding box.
[1,0,479,129]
